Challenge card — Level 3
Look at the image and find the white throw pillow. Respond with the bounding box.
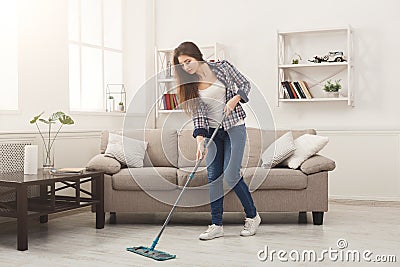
[281,134,329,169]
[104,133,148,168]
[261,131,296,168]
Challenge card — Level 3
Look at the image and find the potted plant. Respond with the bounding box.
[118,101,125,112]
[30,111,74,169]
[291,53,302,64]
[322,79,341,98]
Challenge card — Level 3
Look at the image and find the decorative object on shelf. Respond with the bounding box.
[323,79,341,97]
[325,51,346,62]
[106,84,126,113]
[118,101,125,112]
[308,51,346,63]
[291,53,302,64]
[107,96,115,112]
[166,60,173,78]
[29,111,74,169]
[308,55,326,63]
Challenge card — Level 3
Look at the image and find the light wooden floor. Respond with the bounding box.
[0,201,399,267]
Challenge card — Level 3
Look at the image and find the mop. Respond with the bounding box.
[127,112,227,261]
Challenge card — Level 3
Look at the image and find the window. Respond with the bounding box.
[68,0,123,112]
[0,1,18,111]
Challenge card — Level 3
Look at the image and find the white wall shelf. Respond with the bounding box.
[278,26,352,35]
[279,62,348,69]
[277,26,354,106]
[279,97,348,102]
[158,109,184,113]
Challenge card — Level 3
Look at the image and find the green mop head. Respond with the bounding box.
[126,246,176,261]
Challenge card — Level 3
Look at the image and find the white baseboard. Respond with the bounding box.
[329,195,400,202]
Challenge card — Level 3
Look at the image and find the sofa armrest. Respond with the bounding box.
[300,154,336,175]
[86,154,121,175]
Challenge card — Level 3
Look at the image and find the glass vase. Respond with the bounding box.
[43,141,55,170]
[107,98,115,112]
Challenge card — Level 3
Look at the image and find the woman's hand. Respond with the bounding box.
[224,95,241,115]
[196,139,208,161]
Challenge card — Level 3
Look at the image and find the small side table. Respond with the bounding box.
[0,169,104,251]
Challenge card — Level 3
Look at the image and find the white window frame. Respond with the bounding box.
[68,0,124,113]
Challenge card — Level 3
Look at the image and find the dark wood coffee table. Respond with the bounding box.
[0,169,104,251]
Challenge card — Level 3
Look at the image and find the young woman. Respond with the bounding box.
[173,41,261,240]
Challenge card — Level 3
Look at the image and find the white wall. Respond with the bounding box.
[320,131,400,201]
[154,0,400,200]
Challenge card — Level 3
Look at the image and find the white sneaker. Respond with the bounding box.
[199,224,224,240]
[240,212,261,236]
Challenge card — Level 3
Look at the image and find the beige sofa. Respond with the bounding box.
[86,128,336,225]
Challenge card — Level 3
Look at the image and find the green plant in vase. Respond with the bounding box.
[118,101,124,112]
[322,79,342,97]
[30,111,74,169]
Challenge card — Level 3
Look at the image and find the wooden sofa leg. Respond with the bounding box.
[312,212,324,225]
[110,212,117,224]
[298,212,307,224]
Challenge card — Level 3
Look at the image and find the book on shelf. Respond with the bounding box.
[290,81,302,98]
[162,94,167,109]
[163,93,171,109]
[285,81,298,99]
[169,93,175,109]
[282,87,290,99]
[281,82,294,99]
[162,93,180,110]
[299,81,313,98]
[281,80,313,99]
[293,82,306,99]
[172,93,179,109]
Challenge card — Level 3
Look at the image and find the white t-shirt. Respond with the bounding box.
[198,79,244,128]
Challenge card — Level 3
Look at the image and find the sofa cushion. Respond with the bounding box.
[104,133,148,168]
[300,155,336,175]
[101,129,178,168]
[242,167,308,191]
[243,128,316,168]
[85,154,121,175]
[261,131,296,168]
[177,129,207,168]
[281,134,329,169]
[111,167,177,191]
[177,167,209,188]
[177,166,307,191]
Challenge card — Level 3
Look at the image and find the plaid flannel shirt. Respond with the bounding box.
[192,60,250,138]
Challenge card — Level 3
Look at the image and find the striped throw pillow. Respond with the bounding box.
[104,133,148,168]
[261,131,296,168]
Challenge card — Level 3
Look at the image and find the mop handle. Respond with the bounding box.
[149,112,227,251]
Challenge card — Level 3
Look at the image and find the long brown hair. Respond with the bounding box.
[173,41,205,115]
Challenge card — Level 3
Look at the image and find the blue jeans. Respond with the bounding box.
[205,123,257,226]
